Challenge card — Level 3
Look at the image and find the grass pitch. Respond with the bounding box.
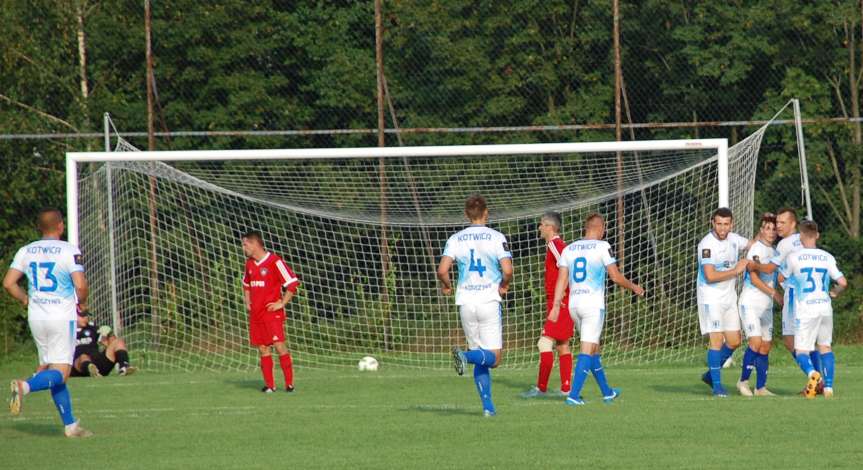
[2,347,863,469]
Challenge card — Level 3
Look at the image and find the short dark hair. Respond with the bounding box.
[799,220,819,237]
[540,212,562,232]
[776,207,797,222]
[242,230,264,247]
[712,207,733,221]
[760,212,777,226]
[37,208,63,233]
[465,194,487,221]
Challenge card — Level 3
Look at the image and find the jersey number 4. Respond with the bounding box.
[28,262,58,292]
[469,249,487,277]
[800,267,828,293]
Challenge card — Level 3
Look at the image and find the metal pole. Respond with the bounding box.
[613,0,625,269]
[374,0,391,350]
[792,99,814,220]
[103,113,110,152]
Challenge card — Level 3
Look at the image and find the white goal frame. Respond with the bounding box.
[65,138,728,340]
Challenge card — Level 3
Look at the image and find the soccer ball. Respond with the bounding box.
[358,356,379,372]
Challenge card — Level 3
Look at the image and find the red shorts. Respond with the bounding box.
[542,300,573,342]
[249,315,285,346]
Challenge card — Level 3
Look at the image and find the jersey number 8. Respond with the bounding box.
[571,257,587,283]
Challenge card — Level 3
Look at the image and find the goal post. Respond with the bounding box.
[67,137,751,371]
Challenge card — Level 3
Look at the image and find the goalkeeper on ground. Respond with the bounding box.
[71,308,137,377]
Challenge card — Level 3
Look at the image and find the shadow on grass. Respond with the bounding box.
[402,404,480,417]
[7,422,60,437]
[650,383,714,397]
[222,378,265,391]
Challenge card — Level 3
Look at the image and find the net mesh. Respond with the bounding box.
[76,130,765,371]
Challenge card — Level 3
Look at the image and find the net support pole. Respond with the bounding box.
[66,156,79,247]
[792,99,814,220]
[105,139,122,336]
[717,140,729,207]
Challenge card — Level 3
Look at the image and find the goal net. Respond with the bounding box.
[70,131,766,371]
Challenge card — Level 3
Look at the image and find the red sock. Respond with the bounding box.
[537,351,554,392]
[260,355,275,390]
[559,353,573,393]
[279,353,293,388]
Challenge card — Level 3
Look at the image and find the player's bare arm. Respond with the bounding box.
[71,271,89,311]
[829,276,848,298]
[243,289,251,311]
[607,264,645,297]
[2,268,28,306]
[436,255,454,295]
[702,260,748,284]
[266,288,295,312]
[748,265,782,305]
[547,266,569,322]
[498,257,513,296]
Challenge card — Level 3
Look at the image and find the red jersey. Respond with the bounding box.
[543,236,573,341]
[242,252,300,321]
[545,236,569,310]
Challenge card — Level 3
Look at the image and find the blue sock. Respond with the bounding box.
[809,351,822,375]
[463,349,496,366]
[591,354,613,397]
[719,344,735,364]
[795,353,814,377]
[50,382,76,426]
[472,364,494,413]
[740,347,757,382]
[568,354,592,399]
[755,353,769,390]
[821,352,835,388]
[707,349,722,391]
[25,369,64,393]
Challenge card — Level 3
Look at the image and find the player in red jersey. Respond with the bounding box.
[522,212,574,398]
[241,231,300,393]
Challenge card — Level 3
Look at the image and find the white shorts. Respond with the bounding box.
[739,303,773,341]
[29,318,76,365]
[459,302,502,350]
[793,314,832,352]
[780,288,795,336]
[698,302,741,335]
[569,305,605,344]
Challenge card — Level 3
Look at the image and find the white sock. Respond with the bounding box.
[20,381,30,395]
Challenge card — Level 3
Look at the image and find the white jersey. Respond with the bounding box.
[739,240,778,308]
[9,239,84,321]
[558,239,616,310]
[697,231,748,304]
[443,225,512,306]
[770,233,802,268]
[780,248,843,319]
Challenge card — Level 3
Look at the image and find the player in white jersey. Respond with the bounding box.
[696,207,750,397]
[735,213,781,397]
[747,208,823,393]
[438,195,513,417]
[547,213,644,406]
[778,221,847,399]
[3,209,93,437]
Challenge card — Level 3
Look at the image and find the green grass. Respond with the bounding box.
[2,347,863,469]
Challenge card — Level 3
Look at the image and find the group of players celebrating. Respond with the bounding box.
[698,207,846,399]
[3,198,851,436]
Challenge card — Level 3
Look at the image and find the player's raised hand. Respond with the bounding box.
[441,285,452,296]
[266,301,285,311]
[632,284,645,297]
